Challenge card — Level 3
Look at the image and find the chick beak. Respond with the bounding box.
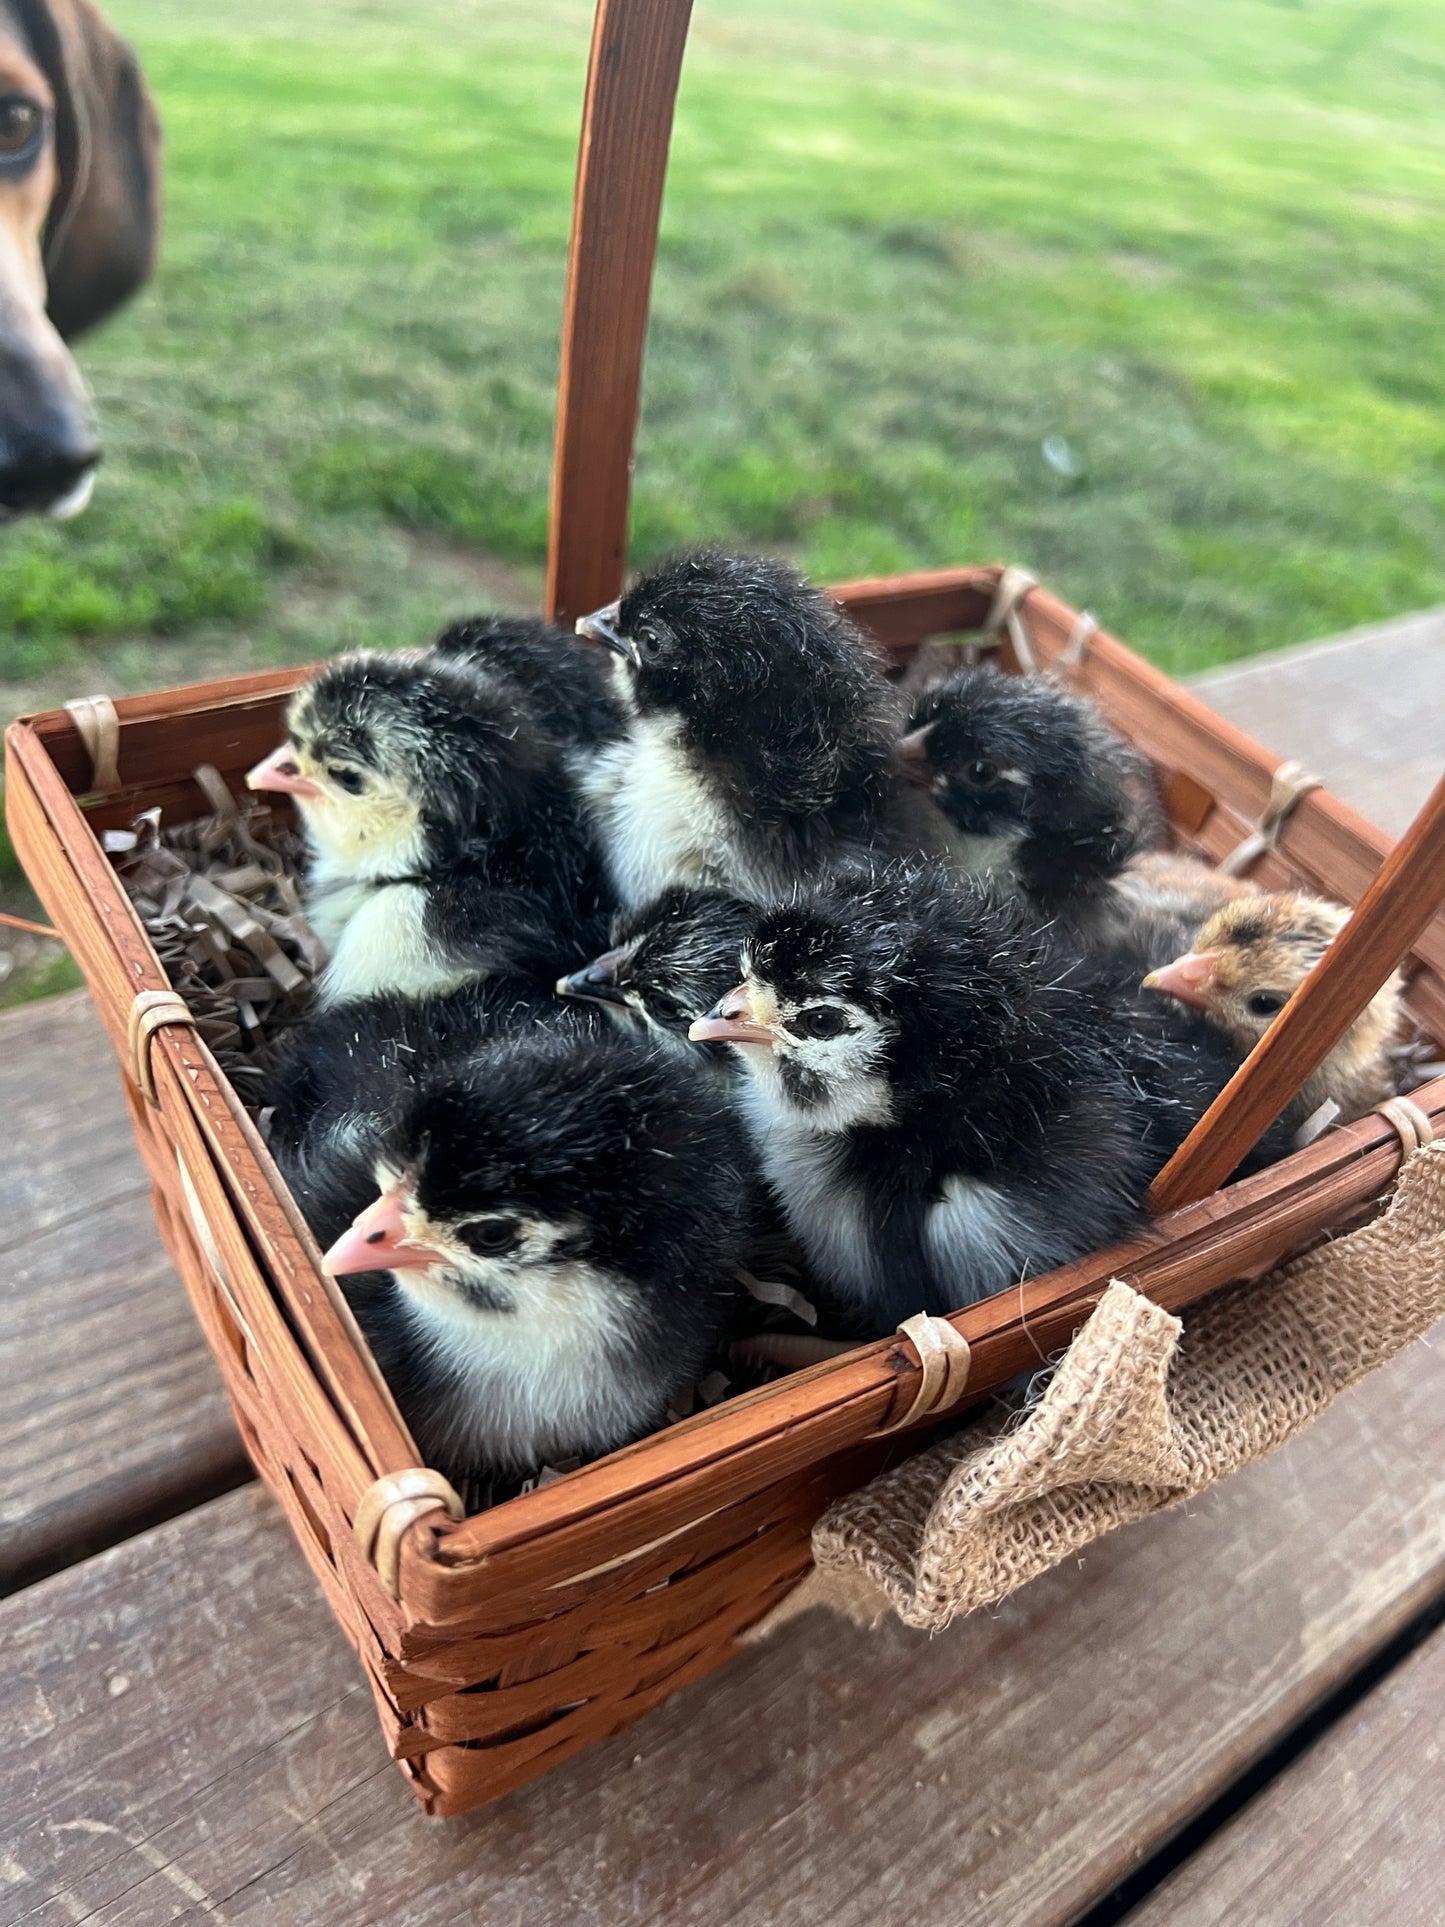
[557,948,630,1009]
[246,742,321,800]
[321,1186,448,1277]
[688,983,777,1048]
[1143,951,1222,1013]
[575,600,641,669]
[896,724,934,785]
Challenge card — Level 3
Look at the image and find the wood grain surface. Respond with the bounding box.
[545,0,694,622]
[1132,1620,1445,1927]
[0,992,249,1591]
[1189,611,1445,841]
[6,1310,1445,1924]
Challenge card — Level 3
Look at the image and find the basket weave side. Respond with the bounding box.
[8,568,1444,1814]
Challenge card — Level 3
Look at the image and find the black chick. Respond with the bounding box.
[573,548,923,908]
[556,886,752,1067]
[309,1031,751,1481]
[246,650,611,1004]
[898,667,1163,932]
[690,860,1288,1333]
[428,613,624,757]
[265,974,604,1172]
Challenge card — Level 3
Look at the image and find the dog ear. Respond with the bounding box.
[15,0,161,339]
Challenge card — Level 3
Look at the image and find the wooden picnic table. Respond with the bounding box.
[2,618,1442,1925]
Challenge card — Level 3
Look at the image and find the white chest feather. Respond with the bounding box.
[923,1174,1020,1308]
[580,715,731,910]
[941,825,1026,884]
[312,880,472,1005]
[403,1262,651,1466]
[740,1092,882,1303]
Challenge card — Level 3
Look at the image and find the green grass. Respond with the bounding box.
[4,0,1445,710]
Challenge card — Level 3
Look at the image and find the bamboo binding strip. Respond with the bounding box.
[1376,1095,1435,1157]
[354,1469,466,1598]
[1217,759,1324,877]
[872,1313,973,1435]
[63,694,120,793]
[1055,609,1099,675]
[976,564,1040,672]
[127,988,197,1106]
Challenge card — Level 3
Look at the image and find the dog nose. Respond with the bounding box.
[0,438,99,517]
[0,335,101,520]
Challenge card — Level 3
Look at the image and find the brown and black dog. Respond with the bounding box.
[0,0,158,521]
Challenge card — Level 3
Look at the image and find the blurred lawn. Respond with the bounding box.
[4,0,1445,704]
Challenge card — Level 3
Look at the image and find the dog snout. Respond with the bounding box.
[0,342,99,520]
[0,435,98,517]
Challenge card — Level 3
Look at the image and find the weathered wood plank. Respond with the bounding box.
[0,991,249,1591]
[5,1316,1445,1926]
[1188,613,1445,841]
[1132,1620,1445,1927]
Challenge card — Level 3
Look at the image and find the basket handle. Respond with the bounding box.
[544,0,695,622]
[1149,767,1445,1214]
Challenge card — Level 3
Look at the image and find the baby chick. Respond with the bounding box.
[265,974,602,1170]
[429,613,624,757]
[573,549,918,908]
[1142,892,1406,1126]
[898,666,1163,930]
[309,1031,751,1480]
[557,886,752,1065]
[246,650,611,1004]
[689,861,1284,1332]
[1112,849,1260,926]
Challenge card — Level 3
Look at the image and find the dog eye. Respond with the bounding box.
[460,1217,519,1256]
[327,766,366,795]
[0,97,42,161]
[1247,991,1287,1017]
[793,1005,849,1040]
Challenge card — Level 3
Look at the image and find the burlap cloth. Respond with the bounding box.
[778,1139,1445,1633]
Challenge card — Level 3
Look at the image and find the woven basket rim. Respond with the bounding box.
[7,564,1443,1589]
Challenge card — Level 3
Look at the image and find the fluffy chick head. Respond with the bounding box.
[1142,891,1403,1063]
[692,860,1081,1132]
[901,666,1145,855]
[557,888,751,1048]
[247,651,549,873]
[322,1031,749,1319]
[574,548,890,755]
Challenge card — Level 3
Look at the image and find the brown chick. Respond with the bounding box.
[1141,892,1405,1129]
[1112,850,1260,925]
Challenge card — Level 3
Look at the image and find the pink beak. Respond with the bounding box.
[246,742,321,799]
[1143,951,1221,1013]
[896,724,933,783]
[688,984,777,1048]
[321,1186,448,1277]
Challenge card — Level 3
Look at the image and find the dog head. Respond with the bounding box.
[0,0,159,521]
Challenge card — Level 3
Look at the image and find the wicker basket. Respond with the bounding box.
[7,0,1445,1818]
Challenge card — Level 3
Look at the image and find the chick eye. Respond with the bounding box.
[793,1005,850,1040]
[1247,991,1287,1017]
[638,629,664,662]
[0,97,43,164]
[459,1216,519,1256]
[963,759,996,786]
[327,766,367,795]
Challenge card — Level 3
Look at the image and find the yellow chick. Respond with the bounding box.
[1142,892,1405,1129]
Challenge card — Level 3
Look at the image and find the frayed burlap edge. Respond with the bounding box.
[780,1140,1445,1634]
